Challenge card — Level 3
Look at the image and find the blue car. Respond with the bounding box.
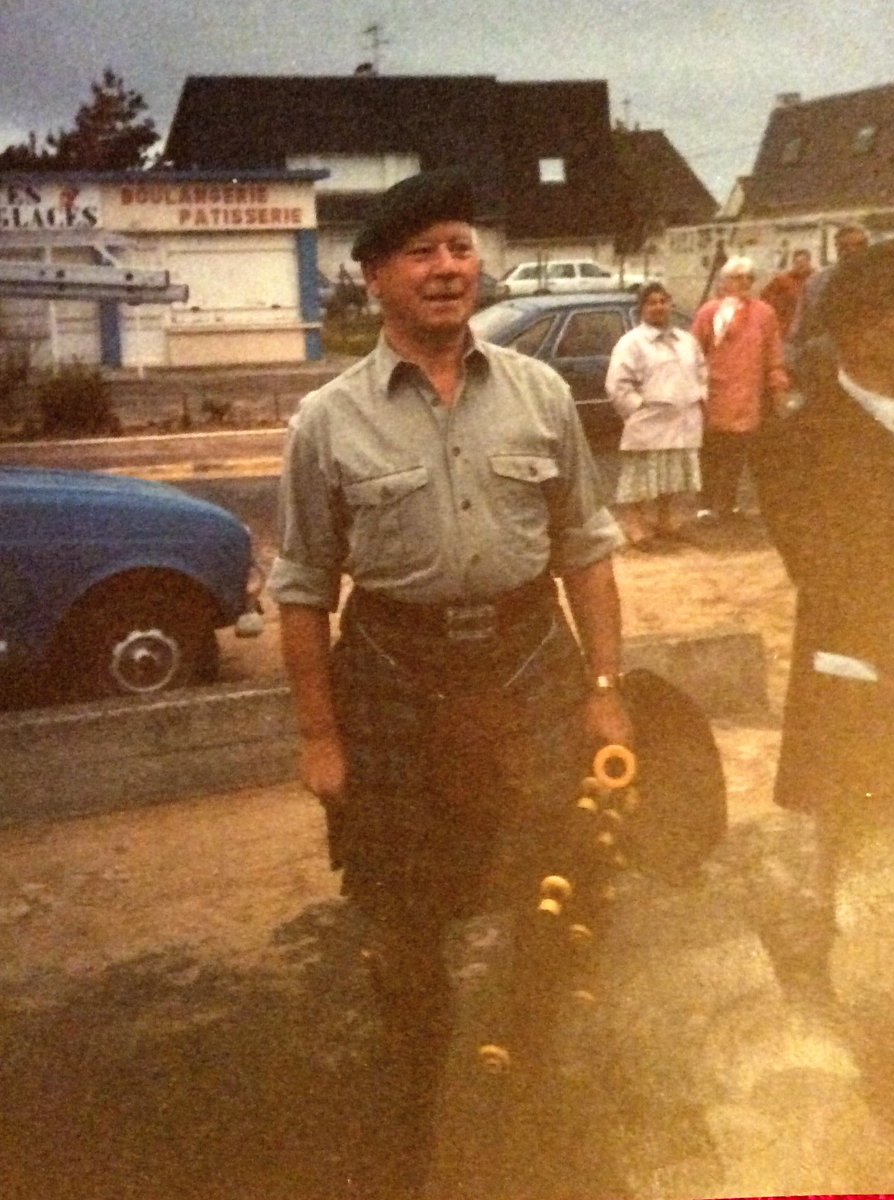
[0,467,263,707]
[469,292,691,451]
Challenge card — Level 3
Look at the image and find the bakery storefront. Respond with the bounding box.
[0,168,327,369]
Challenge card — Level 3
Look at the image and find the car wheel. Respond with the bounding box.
[56,578,219,701]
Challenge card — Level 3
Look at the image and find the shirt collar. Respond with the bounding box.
[838,367,894,434]
[373,329,490,396]
[641,322,679,343]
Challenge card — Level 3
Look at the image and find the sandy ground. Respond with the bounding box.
[1,512,793,1005]
[0,513,803,1199]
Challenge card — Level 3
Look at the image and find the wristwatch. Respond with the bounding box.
[593,672,622,692]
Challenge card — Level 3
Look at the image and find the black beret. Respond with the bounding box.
[820,237,894,342]
[351,168,475,263]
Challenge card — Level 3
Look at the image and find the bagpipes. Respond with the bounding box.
[478,667,728,1074]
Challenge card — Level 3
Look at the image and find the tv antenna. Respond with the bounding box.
[363,22,389,73]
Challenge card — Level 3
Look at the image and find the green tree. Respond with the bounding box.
[0,69,158,172]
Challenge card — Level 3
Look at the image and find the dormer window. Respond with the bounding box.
[852,125,877,154]
[538,157,566,184]
[781,136,802,165]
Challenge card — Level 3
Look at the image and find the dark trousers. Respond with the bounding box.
[700,428,756,515]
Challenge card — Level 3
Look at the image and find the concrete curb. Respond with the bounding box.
[0,627,768,827]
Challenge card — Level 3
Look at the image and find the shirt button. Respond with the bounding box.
[460,499,471,511]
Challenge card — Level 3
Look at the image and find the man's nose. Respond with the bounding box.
[430,244,461,271]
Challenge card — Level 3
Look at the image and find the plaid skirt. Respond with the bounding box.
[328,597,592,925]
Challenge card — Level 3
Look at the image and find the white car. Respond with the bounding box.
[498,258,647,298]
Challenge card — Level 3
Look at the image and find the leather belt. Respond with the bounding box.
[351,574,556,643]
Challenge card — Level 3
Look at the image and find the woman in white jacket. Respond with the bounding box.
[606,283,707,547]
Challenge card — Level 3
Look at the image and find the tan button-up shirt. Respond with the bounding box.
[269,334,623,610]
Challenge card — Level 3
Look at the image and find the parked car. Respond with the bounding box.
[0,467,264,708]
[469,292,691,451]
[497,259,650,299]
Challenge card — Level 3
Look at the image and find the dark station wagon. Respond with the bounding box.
[0,466,263,708]
[469,292,692,452]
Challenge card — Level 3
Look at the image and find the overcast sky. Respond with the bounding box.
[3,0,893,201]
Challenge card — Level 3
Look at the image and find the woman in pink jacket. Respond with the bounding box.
[691,256,789,521]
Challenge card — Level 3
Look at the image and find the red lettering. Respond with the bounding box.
[179,208,191,225]
[194,208,208,226]
[193,186,207,203]
[120,186,134,205]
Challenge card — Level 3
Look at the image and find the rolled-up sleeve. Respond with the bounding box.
[267,400,344,611]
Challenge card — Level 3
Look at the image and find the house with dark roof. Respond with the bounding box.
[613,126,717,229]
[164,74,712,279]
[665,84,894,307]
[741,84,894,225]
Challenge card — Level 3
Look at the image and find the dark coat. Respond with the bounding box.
[761,355,894,812]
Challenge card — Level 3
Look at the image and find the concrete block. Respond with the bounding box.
[0,627,768,826]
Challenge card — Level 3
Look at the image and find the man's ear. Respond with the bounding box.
[361,260,381,299]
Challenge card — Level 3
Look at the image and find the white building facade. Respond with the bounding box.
[0,168,327,371]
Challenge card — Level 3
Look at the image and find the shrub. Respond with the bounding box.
[321,311,381,357]
[35,363,121,437]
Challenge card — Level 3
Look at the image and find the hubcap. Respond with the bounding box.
[110,628,181,694]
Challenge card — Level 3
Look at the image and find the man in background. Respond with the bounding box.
[762,238,894,1011]
[785,223,869,383]
[761,247,814,338]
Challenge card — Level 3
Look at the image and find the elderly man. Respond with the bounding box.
[691,255,789,522]
[269,169,631,1194]
[785,223,869,384]
[762,238,894,1008]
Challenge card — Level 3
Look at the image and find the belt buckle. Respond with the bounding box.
[445,602,497,642]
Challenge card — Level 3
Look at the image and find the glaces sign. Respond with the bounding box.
[0,182,101,230]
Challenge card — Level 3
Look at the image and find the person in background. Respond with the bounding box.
[606,282,706,547]
[785,223,869,384]
[761,247,814,338]
[760,237,894,1011]
[691,255,789,522]
[268,168,632,1197]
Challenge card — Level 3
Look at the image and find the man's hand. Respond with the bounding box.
[584,689,634,749]
[300,731,347,805]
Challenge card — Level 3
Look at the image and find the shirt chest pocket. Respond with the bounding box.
[342,466,433,572]
[489,453,561,524]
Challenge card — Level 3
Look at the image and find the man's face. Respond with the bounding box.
[640,289,671,328]
[362,221,480,343]
[836,230,869,260]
